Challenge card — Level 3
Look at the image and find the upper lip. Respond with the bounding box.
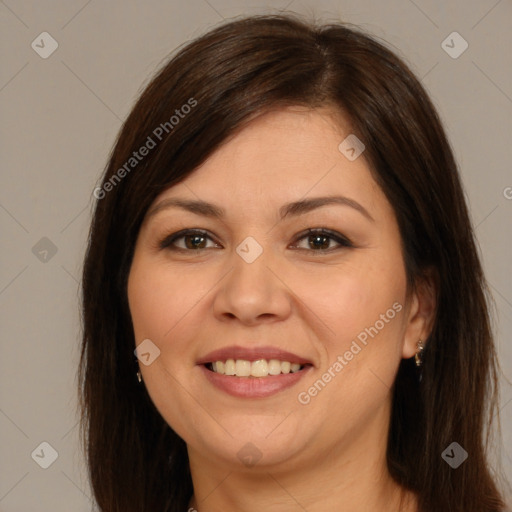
[197,345,313,365]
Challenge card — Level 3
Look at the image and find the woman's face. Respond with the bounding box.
[127,107,427,471]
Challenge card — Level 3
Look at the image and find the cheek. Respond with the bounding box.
[127,261,167,342]
[127,257,203,437]
[295,255,407,397]
[128,255,203,344]
[294,254,406,343]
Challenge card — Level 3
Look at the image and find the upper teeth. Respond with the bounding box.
[211,359,302,377]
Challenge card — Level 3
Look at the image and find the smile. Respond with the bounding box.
[206,359,306,377]
[197,345,313,398]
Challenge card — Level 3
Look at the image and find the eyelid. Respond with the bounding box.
[158,227,353,252]
[158,228,218,250]
[291,228,353,251]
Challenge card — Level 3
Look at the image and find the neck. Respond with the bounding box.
[186,403,417,512]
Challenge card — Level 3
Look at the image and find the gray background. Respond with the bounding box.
[0,0,511,510]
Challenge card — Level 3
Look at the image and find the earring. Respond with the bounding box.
[415,339,424,367]
[136,369,142,383]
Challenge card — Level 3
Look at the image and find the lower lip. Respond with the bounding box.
[199,365,312,398]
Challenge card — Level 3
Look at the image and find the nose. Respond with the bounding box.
[211,241,292,326]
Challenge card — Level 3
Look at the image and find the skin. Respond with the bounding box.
[127,107,436,512]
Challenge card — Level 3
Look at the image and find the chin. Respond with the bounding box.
[189,419,311,470]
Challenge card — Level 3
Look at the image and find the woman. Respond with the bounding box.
[79,13,507,512]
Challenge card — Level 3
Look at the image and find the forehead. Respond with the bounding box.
[150,107,386,219]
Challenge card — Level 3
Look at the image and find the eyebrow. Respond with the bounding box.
[146,195,374,222]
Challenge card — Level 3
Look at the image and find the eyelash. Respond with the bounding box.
[158,228,353,254]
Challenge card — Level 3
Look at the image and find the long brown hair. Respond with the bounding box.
[79,13,507,511]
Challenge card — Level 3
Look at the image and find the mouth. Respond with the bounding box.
[204,359,310,377]
[197,346,314,398]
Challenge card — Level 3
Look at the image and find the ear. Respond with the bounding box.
[402,267,438,359]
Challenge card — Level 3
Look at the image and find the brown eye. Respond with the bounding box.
[291,228,353,252]
[183,234,207,249]
[159,227,352,253]
[159,229,220,251]
[307,233,330,250]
